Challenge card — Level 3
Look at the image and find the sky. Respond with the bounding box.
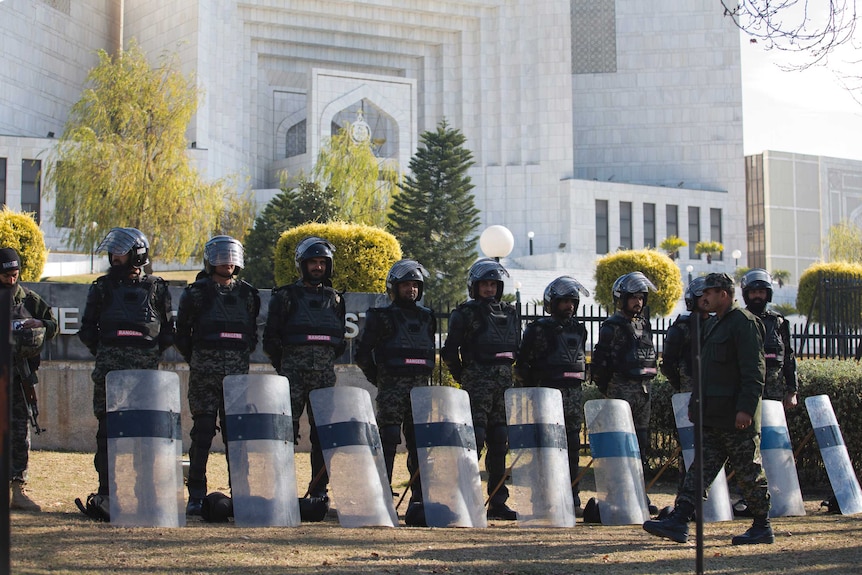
[741,31,862,161]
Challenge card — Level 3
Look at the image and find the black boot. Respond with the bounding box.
[643,501,693,543]
[732,516,774,545]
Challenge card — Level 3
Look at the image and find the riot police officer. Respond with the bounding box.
[515,275,590,516]
[592,271,658,475]
[1,247,58,511]
[741,268,797,408]
[176,236,260,516]
[356,259,435,524]
[77,228,174,520]
[263,236,346,501]
[661,276,709,393]
[442,258,519,520]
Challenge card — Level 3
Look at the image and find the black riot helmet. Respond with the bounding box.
[96,227,150,268]
[386,259,429,302]
[467,258,509,301]
[612,271,657,309]
[684,276,707,312]
[543,275,590,315]
[741,268,773,305]
[294,236,335,284]
[204,235,244,275]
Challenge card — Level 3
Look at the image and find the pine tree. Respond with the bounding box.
[389,120,479,307]
[242,180,337,288]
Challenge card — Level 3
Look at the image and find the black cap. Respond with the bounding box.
[0,248,21,273]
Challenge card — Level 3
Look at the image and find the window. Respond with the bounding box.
[620,201,632,250]
[0,158,6,206]
[688,206,700,259]
[286,119,306,158]
[595,199,609,254]
[643,203,655,248]
[710,208,723,261]
[666,204,678,239]
[746,155,766,268]
[21,159,41,223]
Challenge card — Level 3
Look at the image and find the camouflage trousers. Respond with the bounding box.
[280,365,336,440]
[91,344,161,495]
[91,344,162,416]
[677,425,770,517]
[10,375,31,483]
[558,386,584,496]
[461,363,514,504]
[187,348,250,415]
[607,375,652,465]
[762,366,788,402]
[376,373,429,501]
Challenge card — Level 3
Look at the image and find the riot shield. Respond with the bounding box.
[672,392,734,522]
[411,386,487,528]
[805,394,862,515]
[504,387,575,527]
[224,374,300,527]
[106,369,184,527]
[309,386,398,527]
[760,399,805,517]
[584,399,649,525]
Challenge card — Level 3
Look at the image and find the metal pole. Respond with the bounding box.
[691,311,704,574]
[1,289,13,575]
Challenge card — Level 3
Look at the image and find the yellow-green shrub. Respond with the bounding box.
[0,207,47,281]
[593,249,683,317]
[796,261,862,323]
[274,222,401,292]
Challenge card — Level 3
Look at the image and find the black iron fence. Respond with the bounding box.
[793,273,862,360]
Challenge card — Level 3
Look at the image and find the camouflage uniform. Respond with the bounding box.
[515,315,587,502]
[591,310,657,467]
[78,272,174,496]
[262,280,346,496]
[9,284,58,483]
[660,314,695,393]
[442,299,518,506]
[356,302,435,502]
[676,302,770,518]
[175,275,260,499]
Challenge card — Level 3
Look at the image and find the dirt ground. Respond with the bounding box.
[8,450,862,575]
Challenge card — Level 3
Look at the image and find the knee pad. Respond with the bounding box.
[474,426,487,450]
[487,425,508,454]
[191,415,218,447]
[380,425,402,447]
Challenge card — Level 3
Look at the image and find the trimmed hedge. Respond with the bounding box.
[0,207,47,281]
[273,222,401,292]
[796,261,862,324]
[593,248,684,317]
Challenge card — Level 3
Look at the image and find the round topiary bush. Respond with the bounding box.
[0,207,47,281]
[796,261,862,324]
[593,249,683,317]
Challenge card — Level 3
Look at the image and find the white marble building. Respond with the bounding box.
[1,0,749,302]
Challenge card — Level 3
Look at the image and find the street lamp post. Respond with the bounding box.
[731,249,741,268]
[479,225,515,262]
[686,264,694,284]
[527,231,534,256]
[90,221,98,274]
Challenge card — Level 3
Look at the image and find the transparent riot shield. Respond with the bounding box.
[505,387,575,527]
[310,386,398,527]
[760,399,805,517]
[224,374,300,527]
[584,398,649,525]
[806,394,862,515]
[411,386,487,528]
[672,392,734,522]
[106,369,184,527]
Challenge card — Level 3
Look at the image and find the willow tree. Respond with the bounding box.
[43,40,251,262]
[312,122,399,227]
